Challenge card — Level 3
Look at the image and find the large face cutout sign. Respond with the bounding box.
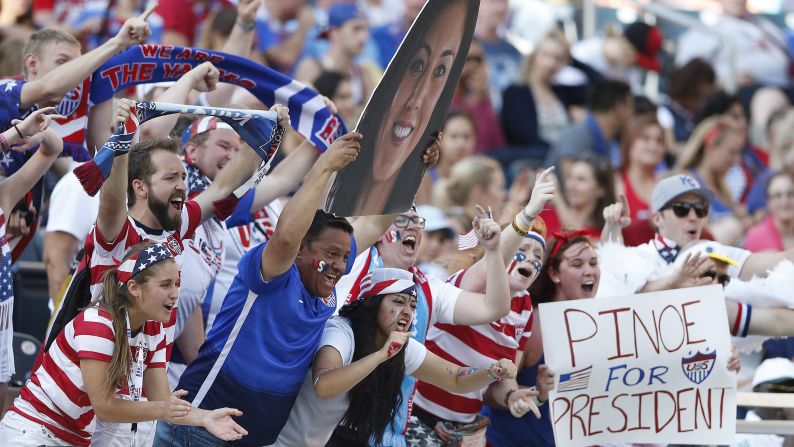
[326,0,479,217]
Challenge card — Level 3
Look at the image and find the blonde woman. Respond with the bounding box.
[432,156,505,233]
[674,116,750,244]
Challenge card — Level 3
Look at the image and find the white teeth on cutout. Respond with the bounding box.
[392,122,413,139]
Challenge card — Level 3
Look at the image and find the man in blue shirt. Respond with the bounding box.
[153,131,401,447]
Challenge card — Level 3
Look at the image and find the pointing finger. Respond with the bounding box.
[139,2,158,20]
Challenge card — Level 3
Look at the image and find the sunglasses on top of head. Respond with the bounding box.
[394,214,426,229]
[663,201,709,218]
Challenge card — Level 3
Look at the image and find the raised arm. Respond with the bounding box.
[739,249,794,281]
[0,109,64,213]
[20,5,156,108]
[261,5,314,72]
[138,62,220,142]
[452,208,511,325]
[95,100,135,244]
[412,352,516,395]
[190,105,290,224]
[638,252,714,293]
[457,167,555,292]
[312,330,410,400]
[260,132,362,280]
[600,194,631,245]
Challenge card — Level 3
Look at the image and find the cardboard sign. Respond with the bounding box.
[539,285,736,447]
[325,0,479,217]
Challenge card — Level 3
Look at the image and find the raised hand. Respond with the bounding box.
[379,331,410,360]
[185,62,220,93]
[237,0,263,25]
[422,132,442,167]
[727,345,741,373]
[162,389,192,423]
[535,364,555,402]
[115,3,156,47]
[525,166,556,219]
[488,358,518,381]
[8,107,67,153]
[603,194,631,229]
[674,252,715,289]
[473,204,501,251]
[318,131,362,173]
[13,107,66,139]
[203,407,248,441]
[508,387,541,419]
[269,104,291,129]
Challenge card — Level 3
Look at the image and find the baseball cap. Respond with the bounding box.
[181,116,233,147]
[651,174,714,212]
[624,22,663,73]
[318,3,366,39]
[416,205,455,239]
[752,358,794,388]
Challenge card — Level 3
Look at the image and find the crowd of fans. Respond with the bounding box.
[1,0,794,446]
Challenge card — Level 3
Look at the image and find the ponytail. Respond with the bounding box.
[98,269,132,397]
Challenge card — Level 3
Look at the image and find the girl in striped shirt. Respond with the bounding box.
[0,243,247,447]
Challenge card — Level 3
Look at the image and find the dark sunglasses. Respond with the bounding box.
[394,214,426,229]
[701,270,730,287]
[663,201,709,218]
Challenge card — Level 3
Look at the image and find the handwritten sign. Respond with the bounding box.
[539,285,736,447]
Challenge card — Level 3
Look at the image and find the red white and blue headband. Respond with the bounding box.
[117,243,175,288]
[525,230,546,253]
[355,268,416,302]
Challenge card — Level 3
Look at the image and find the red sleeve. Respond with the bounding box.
[33,0,55,12]
[179,200,202,241]
[156,0,197,41]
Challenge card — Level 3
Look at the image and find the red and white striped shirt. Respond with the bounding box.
[9,306,167,447]
[413,269,534,423]
[83,201,201,359]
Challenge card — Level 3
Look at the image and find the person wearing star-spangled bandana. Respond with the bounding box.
[0,107,64,418]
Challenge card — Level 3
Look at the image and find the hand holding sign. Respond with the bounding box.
[535,364,555,402]
[318,132,363,174]
[422,132,442,167]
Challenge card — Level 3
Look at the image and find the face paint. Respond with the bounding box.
[532,260,542,272]
[507,252,527,275]
[385,229,402,243]
[386,341,402,358]
[312,258,328,273]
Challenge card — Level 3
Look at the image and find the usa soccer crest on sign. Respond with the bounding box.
[681,350,716,384]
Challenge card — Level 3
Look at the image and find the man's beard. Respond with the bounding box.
[148,193,182,231]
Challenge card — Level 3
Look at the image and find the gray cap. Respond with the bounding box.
[651,174,714,212]
[416,205,456,238]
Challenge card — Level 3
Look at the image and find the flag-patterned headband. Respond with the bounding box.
[525,230,546,252]
[117,243,176,287]
[356,268,416,302]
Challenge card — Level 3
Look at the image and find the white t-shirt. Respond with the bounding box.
[45,163,99,242]
[272,316,427,447]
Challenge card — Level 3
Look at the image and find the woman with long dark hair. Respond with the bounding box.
[0,243,246,447]
[273,268,517,447]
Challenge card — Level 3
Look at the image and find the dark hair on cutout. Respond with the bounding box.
[94,243,176,396]
[127,138,181,206]
[304,209,354,246]
[587,79,632,113]
[529,235,593,303]
[338,296,406,445]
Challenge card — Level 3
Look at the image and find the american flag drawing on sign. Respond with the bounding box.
[458,230,478,250]
[557,366,592,392]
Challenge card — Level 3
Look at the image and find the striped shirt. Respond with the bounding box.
[413,269,534,423]
[84,201,201,359]
[9,306,167,447]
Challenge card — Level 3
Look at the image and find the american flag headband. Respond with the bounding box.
[355,269,417,302]
[116,244,175,289]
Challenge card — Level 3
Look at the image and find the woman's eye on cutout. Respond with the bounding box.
[410,59,426,73]
[433,64,447,77]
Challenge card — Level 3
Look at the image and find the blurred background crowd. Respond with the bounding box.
[4,0,794,443]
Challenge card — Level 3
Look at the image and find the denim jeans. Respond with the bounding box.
[152,421,235,447]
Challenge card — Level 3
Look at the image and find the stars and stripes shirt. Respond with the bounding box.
[9,306,167,447]
[413,268,534,423]
[0,210,13,305]
[84,201,201,359]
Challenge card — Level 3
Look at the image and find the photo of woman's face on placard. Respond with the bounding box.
[326,0,478,217]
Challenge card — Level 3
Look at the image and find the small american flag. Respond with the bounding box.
[458,230,478,250]
[557,365,592,392]
[0,212,12,303]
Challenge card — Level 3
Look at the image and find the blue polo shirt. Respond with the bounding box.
[177,236,357,447]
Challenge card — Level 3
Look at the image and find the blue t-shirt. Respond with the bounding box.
[177,236,357,447]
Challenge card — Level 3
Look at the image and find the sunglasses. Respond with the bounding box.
[394,214,426,229]
[701,270,730,287]
[663,201,709,218]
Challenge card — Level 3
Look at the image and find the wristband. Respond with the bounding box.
[531,386,547,406]
[521,208,536,224]
[13,125,24,139]
[235,18,255,31]
[516,210,534,229]
[511,218,529,237]
[487,363,502,381]
[504,388,517,407]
